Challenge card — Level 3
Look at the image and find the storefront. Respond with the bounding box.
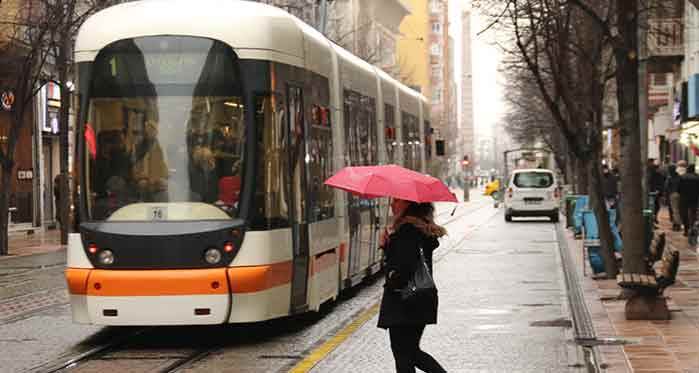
[0,86,36,226]
[37,81,61,225]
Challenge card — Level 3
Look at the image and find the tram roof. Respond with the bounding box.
[75,0,306,63]
[74,0,425,101]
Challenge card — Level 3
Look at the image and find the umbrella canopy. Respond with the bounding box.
[324,165,457,203]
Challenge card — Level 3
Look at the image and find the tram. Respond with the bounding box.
[66,0,431,325]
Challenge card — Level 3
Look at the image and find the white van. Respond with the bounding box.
[504,169,560,222]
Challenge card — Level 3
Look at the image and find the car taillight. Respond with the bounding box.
[554,188,560,199]
[508,188,513,199]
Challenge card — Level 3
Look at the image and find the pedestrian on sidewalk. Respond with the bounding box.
[378,199,448,373]
[647,159,665,223]
[665,164,682,231]
[679,164,699,237]
[602,165,618,209]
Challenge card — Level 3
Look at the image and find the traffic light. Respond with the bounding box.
[435,140,445,156]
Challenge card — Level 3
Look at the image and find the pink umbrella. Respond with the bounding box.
[324,165,457,203]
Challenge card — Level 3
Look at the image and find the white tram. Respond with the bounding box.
[66,0,431,325]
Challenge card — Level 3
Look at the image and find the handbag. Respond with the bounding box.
[399,246,437,303]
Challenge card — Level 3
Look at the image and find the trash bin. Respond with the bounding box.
[565,195,580,228]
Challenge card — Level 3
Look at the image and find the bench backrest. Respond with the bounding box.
[657,248,679,289]
[648,232,666,263]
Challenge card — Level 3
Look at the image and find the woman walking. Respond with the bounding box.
[378,198,448,373]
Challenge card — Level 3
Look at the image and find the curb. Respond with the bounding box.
[555,222,603,373]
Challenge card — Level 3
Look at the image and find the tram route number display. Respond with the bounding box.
[148,206,168,221]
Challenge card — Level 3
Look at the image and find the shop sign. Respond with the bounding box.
[17,169,33,180]
[1,90,15,111]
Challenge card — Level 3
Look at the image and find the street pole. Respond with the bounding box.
[318,0,328,35]
[638,3,648,209]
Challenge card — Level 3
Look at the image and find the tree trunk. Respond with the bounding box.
[587,157,619,277]
[576,157,589,194]
[616,0,647,275]
[57,13,74,245]
[0,168,10,256]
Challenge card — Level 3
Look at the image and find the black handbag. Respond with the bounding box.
[399,247,437,303]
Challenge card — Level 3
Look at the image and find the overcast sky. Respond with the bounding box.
[449,0,502,138]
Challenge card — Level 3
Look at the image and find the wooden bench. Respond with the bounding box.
[617,233,679,296]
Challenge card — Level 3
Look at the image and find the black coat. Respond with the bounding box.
[679,172,699,206]
[377,223,439,329]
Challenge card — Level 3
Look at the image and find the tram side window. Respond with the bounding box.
[402,111,418,171]
[361,95,377,165]
[250,94,290,230]
[343,90,360,166]
[424,120,431,163]
[308,104,334,221]
[385,104,396,164]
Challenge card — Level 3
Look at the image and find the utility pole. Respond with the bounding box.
[638,1,648,209]
[318,0,329,35]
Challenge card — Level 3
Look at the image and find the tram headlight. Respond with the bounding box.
[98,249,115,265]
[204,248,222,264]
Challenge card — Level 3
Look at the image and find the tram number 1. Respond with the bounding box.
[149,206,168,221]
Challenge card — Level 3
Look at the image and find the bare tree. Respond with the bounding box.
[0,0,115,254]
[478,0,619,277]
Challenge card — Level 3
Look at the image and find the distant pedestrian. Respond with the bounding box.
[378,199,448,373]
[601,165,618,209]
[647,159,665,223]
[53,173,62,226]
[678,164,699,237]
[677,160,688,176]
[665,164,682,231]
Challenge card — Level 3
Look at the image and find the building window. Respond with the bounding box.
[431,22,442,34]
[432,90,442,103]
[430,43,441,56]
[430,0,442,13]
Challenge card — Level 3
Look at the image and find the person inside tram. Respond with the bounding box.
[216,160,242,214]
[92,129,135,218]
[130,119,169,201]
[188,135,219,203]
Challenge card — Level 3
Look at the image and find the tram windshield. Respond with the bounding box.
[83,36,245,221]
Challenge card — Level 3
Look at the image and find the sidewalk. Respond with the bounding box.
[3,228,64,259]
[568,209,699,373]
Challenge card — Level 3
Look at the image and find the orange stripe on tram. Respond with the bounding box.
[86,269,230,296]
[227,261,293,294]
[65,268,91,295]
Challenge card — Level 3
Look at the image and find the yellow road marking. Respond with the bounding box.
[289,302,380,373]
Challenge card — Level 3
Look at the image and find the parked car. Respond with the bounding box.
[504,168,560,222]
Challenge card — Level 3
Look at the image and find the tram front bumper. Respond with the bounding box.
[66,268,231,325]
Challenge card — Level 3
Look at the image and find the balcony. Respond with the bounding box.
[647,18,683,57]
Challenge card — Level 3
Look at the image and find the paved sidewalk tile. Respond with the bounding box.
[3,229,63,259]
[570,209,699,373]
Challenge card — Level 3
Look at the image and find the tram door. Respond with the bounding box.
[287,86,310,313]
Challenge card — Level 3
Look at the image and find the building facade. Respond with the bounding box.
[1,0,65,230]
[397,0,430,94]
[460,10,475,167]
[326,0,410,76]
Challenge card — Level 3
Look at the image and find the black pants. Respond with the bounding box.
[680,201,697,233]
[388,325,447,373]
